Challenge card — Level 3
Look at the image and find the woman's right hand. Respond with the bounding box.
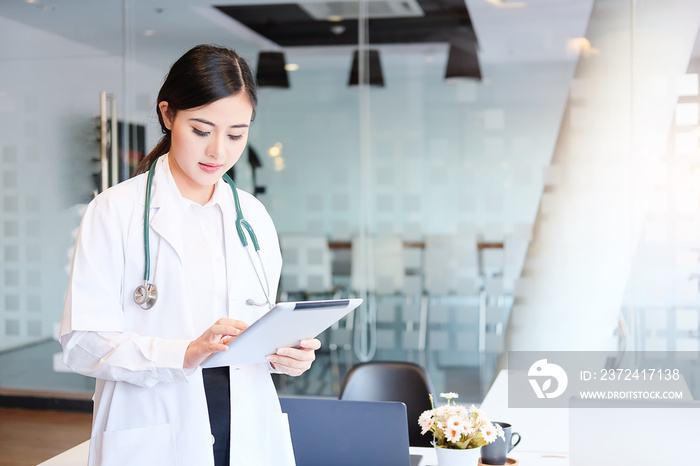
[184,318,249,369]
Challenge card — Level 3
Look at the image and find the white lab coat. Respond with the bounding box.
[60,156,296,466]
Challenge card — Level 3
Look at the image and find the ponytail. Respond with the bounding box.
[133,133,171,176]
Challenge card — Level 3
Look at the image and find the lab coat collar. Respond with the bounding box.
[146,155,233,264]
[147,155,184,264]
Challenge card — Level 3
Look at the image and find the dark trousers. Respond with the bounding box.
[203,367,231,466]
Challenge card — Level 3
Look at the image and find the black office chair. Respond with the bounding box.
[339,361,435,447]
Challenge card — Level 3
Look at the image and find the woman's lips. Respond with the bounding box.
[199,163,223,174]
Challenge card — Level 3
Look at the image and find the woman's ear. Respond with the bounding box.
[159,101,173,130]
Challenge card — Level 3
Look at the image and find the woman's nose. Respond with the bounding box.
[206,134,226,158]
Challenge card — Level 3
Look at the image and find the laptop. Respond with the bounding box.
[279,397,415,466]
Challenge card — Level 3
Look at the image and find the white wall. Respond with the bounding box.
[251,52,575,245]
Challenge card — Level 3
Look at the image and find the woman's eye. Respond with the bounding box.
[193,128,209,137]
[229,134,243,141]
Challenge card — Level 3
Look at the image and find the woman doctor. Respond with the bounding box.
[60,44,320,466]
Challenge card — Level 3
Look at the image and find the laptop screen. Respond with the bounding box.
[280,397,412,466]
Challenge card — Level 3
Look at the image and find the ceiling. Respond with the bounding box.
[215,0,477,47]
[0,0,595,71]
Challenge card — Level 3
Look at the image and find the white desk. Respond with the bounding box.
[40,370,568,466]
[38,440,89,466]
[479,370,569,465]
[43,443,437,466]
[406,369,570,466]
[479,370,700,466]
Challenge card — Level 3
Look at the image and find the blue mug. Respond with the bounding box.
[480,422,521,465]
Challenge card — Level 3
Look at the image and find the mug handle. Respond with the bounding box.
[509,432,522,452]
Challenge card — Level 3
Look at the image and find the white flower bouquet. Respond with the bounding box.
[418,392,504,450]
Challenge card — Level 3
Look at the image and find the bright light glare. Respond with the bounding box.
[675,132,699,154]
[566,37,599,57]
[676,74,699,97]
[268,142,283,158]
[675,103,699,126]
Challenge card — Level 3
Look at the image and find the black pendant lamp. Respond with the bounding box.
[348,49,385,87]
[256,51,290,88]
[444,39,481,81]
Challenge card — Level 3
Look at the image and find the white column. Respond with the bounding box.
[505,0,700,351]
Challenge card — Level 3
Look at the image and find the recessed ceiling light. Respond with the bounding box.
[328,15,343,22]
[484,0,526,8]
[330,25,346,35]
[284,63,299,71]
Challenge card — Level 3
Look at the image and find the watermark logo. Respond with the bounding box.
[528,359,568,399]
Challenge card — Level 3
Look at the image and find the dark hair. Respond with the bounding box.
[133,44,258,175]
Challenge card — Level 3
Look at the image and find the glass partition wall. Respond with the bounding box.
[2,0,700,405]
[0,0,131,395]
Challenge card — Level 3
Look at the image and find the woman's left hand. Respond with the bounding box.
[266,339,321,377]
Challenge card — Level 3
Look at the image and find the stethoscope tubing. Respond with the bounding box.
[136,159,273,310]
[143,161,157,281]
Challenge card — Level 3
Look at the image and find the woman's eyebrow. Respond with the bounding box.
[189,117,249,129]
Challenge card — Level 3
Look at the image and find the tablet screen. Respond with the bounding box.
[201,298,362,368]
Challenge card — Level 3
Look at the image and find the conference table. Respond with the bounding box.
[39,370,569,466]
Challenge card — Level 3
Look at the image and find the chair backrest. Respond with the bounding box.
[339,361,435,447]
[279,397,411,466]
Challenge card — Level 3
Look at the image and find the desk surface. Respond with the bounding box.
[40,370,570,466]
[39,443,567,466]
[480,370,569,457]
[38,440,88,466]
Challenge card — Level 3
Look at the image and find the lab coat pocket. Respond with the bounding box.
[265,412,296,466]
[99,423,177,466]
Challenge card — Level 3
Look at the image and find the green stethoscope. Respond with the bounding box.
[133,160,273,310]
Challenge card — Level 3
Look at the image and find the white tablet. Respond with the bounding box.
[201,298,363,368]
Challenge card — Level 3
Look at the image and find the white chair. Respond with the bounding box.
[422,235,481,373]
[423,235,480,295]
[278,234,333,298]
[503,237,529,293]
[277,234,337,393]
[349,235,407,364]
[351,235,405,295]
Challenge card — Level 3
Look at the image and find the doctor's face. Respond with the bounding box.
[159,93,253,204]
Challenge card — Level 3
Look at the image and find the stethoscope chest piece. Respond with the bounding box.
[134,282,158,310]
